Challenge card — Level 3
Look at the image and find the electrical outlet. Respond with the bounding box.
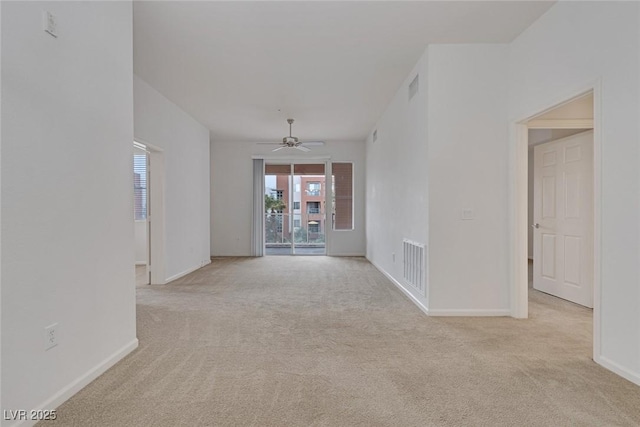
[461,208,474,220]
[44,323,58,350]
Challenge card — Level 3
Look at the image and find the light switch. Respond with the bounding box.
[461,208,474,220]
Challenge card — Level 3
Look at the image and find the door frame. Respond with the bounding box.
[134,139,166,284]
[510,80,601,361]
[133,142,150,284]
[259,156,331,256]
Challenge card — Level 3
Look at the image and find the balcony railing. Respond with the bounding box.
[265,212,325,246]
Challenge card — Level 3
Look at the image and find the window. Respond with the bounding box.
[308,221,320,233]
[293,201,300,210]
[332,163,353,230]
[133,153,147,220]
[306,182,321,196]
[273,190,284,232]
[294,219,301,228]
[307,201,321,214]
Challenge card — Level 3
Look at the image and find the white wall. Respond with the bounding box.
[1,1,5,413]
[134,76,211,282]
[1,2,136,425]
[365,52,429,309]
[211,141,366,257]
[1,2,4,412]
[366,45,510,315]
[509,2,640,383]
[426,45,510,314]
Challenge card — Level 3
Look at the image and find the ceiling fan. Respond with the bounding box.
[258,119,325,152]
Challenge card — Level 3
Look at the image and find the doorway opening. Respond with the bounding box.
[528,126,594,306]
[134,142,150,286]
[264,163,327,255]
[514,86,599,357]
[133,140,166,285]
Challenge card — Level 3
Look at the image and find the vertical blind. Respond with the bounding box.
[332,162,353,230]
[133,153,147,220]
[252,159,265,256]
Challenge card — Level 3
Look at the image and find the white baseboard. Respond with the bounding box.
[328,253,366,257]
[427,309,511,317]
[10,338,139,427]
[164,259,211,283]
[367,258,429,316]
[210,252,250,257]
[135,261,147,266]
[595,355,640,387]
[367,258,511,318]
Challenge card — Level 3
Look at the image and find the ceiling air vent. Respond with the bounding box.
[373,129,378,143]
[409,74,419,100]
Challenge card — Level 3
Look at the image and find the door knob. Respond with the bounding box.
[531,223,540,229]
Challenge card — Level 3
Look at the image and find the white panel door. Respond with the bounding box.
[533,131,593,307]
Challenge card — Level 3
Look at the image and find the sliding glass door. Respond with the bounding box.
[265,163,326,255]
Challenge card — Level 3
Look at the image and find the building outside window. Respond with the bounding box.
[307,201,320,214]
[306,182,321,196]
[308,221,320,233]
[275,190,284,232]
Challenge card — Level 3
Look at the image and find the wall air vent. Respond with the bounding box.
[409,74,419,100]
[373,129,378,143]
[403,239,426,295]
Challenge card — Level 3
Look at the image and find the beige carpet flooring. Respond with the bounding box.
[42,256,640,426]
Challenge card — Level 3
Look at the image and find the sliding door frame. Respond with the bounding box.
[254,155,331,256]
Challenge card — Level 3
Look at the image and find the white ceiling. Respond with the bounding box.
[133,1,555,143]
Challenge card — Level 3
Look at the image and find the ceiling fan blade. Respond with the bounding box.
[300,141,325,146]
[272,146,286,152]
[295,145,311,152]
[257,142,282,145]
